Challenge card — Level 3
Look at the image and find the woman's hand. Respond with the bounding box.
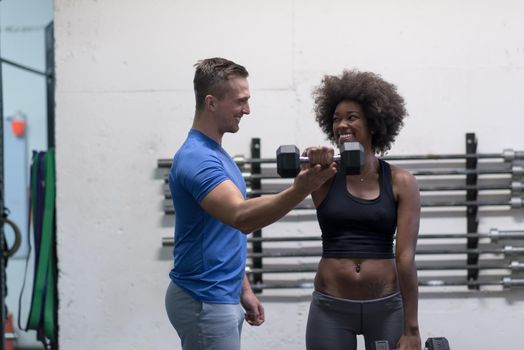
[396,333,421,350]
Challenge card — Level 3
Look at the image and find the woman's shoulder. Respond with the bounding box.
[388,163,418,191]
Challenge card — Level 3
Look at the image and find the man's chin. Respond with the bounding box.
[227,126,240,134]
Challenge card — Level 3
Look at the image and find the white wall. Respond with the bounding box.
[54,1,524,349]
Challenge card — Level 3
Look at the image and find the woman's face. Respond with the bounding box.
[332,100,372,148]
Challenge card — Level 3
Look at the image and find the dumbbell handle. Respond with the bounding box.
[298,141,361,164]
[375,344,432,350]
[389,348,432,350]
[298,154,341,163]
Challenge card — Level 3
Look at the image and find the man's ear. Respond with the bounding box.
[205,95,217,111]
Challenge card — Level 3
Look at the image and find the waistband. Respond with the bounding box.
[312,290,402,313]
[315,290,400,303]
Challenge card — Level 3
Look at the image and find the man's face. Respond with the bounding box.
[214,77,251,134]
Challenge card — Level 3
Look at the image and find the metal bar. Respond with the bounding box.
[382,151,524,162]
[245,261,524,274]
[157,148,524,168]
[161,230,524,246]
[249,138,263,291]
[162,180,524,200]
[158,157,279,168]
[0,57,48,76]
[247,230,524,242]
[233,157,278,165]
[236,152,522,162]
[250,280,315,289]
[248,277,524,289]
[0,15,7,347]
[46,24,58,347]
[466,133,480,288]
[163,180,524,199]
[419,261,524,271]
[368,167,522,176]
[419,230,524,240]
[419,278,524,287]
[162,164,524,183]
[158,159,173,168]
[249,236,320,242]
[238,166,523,179]
[163,196,524,214]
[420,198,522,208]
[45,23,55,148]
[246,245,524,258]
[417,182,524,192]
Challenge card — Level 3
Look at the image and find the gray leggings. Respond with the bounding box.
[306,291,404,350]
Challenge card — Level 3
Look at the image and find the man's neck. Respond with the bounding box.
[192,112,222,145]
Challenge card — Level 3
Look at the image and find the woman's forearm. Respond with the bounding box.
[397,257,420,335]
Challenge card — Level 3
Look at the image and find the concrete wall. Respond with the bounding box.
[54,1,524,349]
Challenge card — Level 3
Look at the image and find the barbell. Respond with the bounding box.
[156,148,524,169]
[247,277,524,290]
[245,245,524,258]
[161,228,524,246]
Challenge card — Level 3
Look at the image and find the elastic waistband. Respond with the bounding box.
[313,290,401,304]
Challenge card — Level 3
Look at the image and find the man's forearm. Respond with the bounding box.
[232,185,309,233]
[242,274,253,293]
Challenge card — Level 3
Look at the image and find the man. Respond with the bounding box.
[165,57,336,350]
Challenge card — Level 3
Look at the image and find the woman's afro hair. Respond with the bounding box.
[313,69,407,154]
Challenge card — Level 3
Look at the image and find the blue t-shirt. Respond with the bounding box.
[168,129,247,304]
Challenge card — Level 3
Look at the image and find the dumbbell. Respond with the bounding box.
[373,337,450,350]
[276,142,364,178]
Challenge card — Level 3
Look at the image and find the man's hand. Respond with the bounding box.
[302,146,335,167]
[292,146,337,196]
[241,288,265,326]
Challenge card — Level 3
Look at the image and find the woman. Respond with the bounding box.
[305,70,421,350]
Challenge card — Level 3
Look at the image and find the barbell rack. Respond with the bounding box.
[158,134,524,292]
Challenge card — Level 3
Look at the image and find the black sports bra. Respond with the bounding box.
[316,159,397,259]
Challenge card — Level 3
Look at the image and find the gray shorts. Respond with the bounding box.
[306,290,404,350]
[165,281,244,350]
